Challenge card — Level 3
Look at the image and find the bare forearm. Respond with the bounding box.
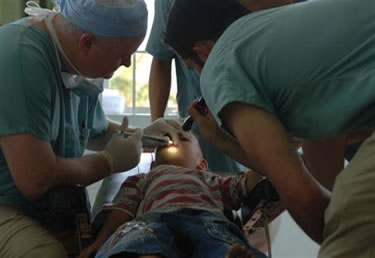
[94,210,132,248]
[26,153,111,200]
[217,134,256,168]
[186,103,254,168]
[87,121,120,151]
[268,159,330,243]
[150,86,170,121]
[53,153,111,187]
[149,58,172,121]
[245,170,263,195]
[255,152,329,244]
[0,133,111,200]
[221,102,328,243]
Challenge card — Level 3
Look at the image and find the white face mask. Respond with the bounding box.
[25,2,104,94]
[61,72,104,93]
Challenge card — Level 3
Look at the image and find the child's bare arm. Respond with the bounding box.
[79,210,132,258]
[245,170,263,196]
[95,210,132,246]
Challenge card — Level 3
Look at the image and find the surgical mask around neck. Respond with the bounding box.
[61,72,104,96]
[25,1,60,20]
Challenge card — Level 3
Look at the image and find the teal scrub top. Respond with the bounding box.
[201,0,375,139]
[146,0,244,173]
[146,0,201,118]
[0,19,108,228]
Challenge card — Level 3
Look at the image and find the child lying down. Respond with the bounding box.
[80,132,280,258]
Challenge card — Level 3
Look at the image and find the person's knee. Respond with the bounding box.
[1,234,68,258]
[0,205,68,258]
[25,242,68,258]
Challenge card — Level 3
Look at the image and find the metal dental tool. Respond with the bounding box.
[114,130,171,148]
[182,97,207,131]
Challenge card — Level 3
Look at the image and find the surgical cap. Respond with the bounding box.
[56,0,148,38]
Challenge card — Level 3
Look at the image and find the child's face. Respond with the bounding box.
[154,133,206,170]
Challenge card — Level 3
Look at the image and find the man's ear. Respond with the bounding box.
[192,41,215,63]
[196,159,209,171]
[79,33,96,55]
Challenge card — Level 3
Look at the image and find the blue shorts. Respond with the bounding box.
[95,209,266,258]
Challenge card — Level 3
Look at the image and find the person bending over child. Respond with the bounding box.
[80,132,268,258]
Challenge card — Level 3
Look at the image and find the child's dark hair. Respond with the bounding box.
[164,0,249,63]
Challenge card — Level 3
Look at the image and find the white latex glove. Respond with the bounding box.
[143,118,187,143]
[100,117,143,173]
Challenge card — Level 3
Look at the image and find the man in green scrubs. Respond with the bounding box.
[164,0,375,256]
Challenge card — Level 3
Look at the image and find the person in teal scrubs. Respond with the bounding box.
[146,0,299,173]
[147,0,245,173]
[147,0,303,253]
[164,0,375,256]
[0,0,184,257]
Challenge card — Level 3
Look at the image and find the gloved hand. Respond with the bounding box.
[143,118,187,143]
[100,117,143,173]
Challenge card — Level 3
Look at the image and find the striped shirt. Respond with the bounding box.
[102,165,248,219]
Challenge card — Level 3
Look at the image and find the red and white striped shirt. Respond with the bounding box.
[102,165,248,219]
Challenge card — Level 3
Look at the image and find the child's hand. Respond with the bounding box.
[79,243,99,258]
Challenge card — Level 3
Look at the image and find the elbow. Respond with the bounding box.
[21,186,49,201]
[11,163,57,201]
[15,180,50,201]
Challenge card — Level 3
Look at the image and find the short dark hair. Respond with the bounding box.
[164,0,249,62]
